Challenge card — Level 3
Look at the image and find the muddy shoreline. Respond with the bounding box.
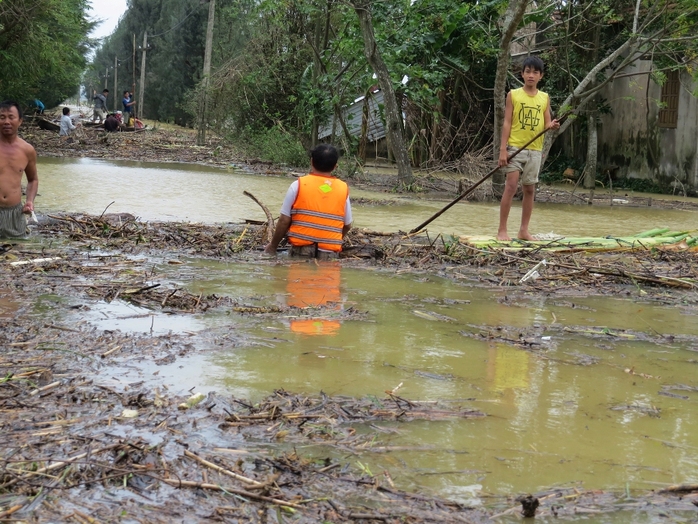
[2,123,698,521]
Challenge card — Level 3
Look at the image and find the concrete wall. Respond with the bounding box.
[597,60,698,190]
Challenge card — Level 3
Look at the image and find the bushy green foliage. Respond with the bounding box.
[86,0,505,165]
[0,0,95,108]
[614,178,664,194]
[234,126,309,168]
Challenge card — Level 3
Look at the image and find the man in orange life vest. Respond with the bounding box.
[264,144,352,259]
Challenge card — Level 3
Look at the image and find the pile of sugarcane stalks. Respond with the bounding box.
[459,228,698,253]
[40,212,266,257]
[448,244,698,291]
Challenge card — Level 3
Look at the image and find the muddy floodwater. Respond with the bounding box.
[38,157,698,237]
[57,252,698,509]
[17,157,698,520]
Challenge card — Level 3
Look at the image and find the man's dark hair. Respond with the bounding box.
[123,90,129,96]
[104,114,119,132]
[62,107,70,115]
[0,100,23,119]
[521,56,545,73]
[103,89,109,94]
[311,144,339,173]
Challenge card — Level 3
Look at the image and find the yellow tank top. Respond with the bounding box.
[508,88,549,151]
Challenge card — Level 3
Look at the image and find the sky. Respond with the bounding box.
[88,0,128,40]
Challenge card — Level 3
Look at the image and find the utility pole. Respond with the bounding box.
[113,56,118,112]
[196,0,215,146]
[138,31,148,119]
[132,33,137,109]
[104,67,109,89]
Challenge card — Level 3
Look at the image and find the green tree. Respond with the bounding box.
[0,0,95,108]
[85,0,207,124]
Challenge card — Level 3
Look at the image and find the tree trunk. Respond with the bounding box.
[491,0,530,197]
[310,8,324,148]
[353,1,413,187]
[583,113,598,189]
[583,24,601,190]
[196,0,216,146]
[358,89,371,162]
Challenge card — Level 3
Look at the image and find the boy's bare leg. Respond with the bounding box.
[497,171,520,241]
[518,183,536,240]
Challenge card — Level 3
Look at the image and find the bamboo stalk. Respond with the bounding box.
[100,345,122,358]
[29,381,61,396]
[73,509,102,524]
[658,483,698,494]
[0,504,23,519]
[183,450,264,487]
[159,478,301,508]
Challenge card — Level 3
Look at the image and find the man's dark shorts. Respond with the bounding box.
[0,203,27,238]
[290,245,339,260]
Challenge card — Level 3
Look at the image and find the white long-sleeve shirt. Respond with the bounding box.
[59,114,77,136]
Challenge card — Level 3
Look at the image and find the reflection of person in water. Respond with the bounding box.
[286,261,342,335]
[487,344,530,393]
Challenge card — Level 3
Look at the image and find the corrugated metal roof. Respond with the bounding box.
[318,90,386,142]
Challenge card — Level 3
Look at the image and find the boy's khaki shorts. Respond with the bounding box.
[501,147,542,185]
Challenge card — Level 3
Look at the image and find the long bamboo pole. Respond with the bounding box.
[409,114,570,234]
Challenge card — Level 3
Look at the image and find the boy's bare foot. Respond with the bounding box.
[496,231,511,241]
[517,230,536,241]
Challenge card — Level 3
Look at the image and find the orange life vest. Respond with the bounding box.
[287,174,349,252]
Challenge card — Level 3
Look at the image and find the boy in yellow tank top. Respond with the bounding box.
[497,57,560,241]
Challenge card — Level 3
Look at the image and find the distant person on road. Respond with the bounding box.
[104,113,119,132]
[264,144,352,259]
[0,101,38,238]
[122,91,136,125]
[59,107,78,136]
[33,99,45,115]
[497,56,560,241]
[92,89,109,123]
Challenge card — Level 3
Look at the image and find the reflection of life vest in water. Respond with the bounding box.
[287,262,342,335]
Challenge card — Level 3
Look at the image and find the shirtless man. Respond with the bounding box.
[0,101,38,238]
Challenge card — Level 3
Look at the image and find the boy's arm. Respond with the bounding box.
[498,92,513,167]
